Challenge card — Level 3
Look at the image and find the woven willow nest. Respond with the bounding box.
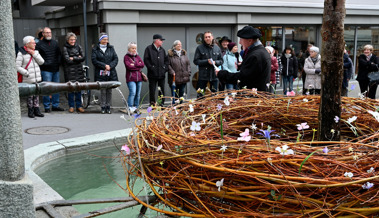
[123,90,379,217]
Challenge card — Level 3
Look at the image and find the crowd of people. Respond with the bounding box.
[15,26,379,118]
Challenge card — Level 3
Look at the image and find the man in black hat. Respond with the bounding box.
[193,31,223,98]
[144,34,169,106]
[216,26,271,91]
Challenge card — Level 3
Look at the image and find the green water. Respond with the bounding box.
[35,146,162,217]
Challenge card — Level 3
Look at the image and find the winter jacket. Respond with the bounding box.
[304,55,322,89]
[343,53,353,88]
[124,52,145,82]
[167,49,191,86]
[281,54,298,77]
[62,42,85,82]
[143,44,169,79]
[218,44,271,91]
[16,47,44,84]
[222,51,241,73]
[36,38,61,72]
[270,56,279,83]
[357,54,379,82]
[91,43,119,82]
[193,43,223,81]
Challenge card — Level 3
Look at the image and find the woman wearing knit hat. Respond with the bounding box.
[222,42,242,90]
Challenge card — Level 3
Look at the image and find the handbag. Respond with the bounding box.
[17,55,33,83]
[368,65,379,83]
[141,72,148,82]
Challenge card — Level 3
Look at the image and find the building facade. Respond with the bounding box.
[15,0,379,105]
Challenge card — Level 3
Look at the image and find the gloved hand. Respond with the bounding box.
[315,69,321,74]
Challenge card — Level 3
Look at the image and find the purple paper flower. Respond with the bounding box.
[257,129,276,140]
[133,113,141,119]
[362,182,374,190]
[323,146,329,154]
[147,106,152,113]
[216,104,223,111]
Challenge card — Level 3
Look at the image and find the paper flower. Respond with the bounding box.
[362,182,374,190]
[216,104,223,111]
[367,167,375,173]
[231,92,237,98]
[275,145,294,155]
[202,114,206,123]
[146,115,153,120]
[156,144,162,151]
[216,178,224,192]
[303,98,308,102]
[334,116,339,123]
[220,145,227,152]
[251,123,257,131]
[287,91,296,96]
[296,122,309,131]
[224,96,230,106]
[133,113,141,119]
[121,144,130,155]
[344,172,353,178]
[157,86,161,91]
[190,121,201,131]
[368,110,379,123]
[323,146,329,154]
[252,88,257,95]
[189,104,194,113]
[237,128,251,142]
[147,106,152,113]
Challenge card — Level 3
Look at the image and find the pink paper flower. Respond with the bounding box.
[156,144,163,151]
[121,144,130,155]
[287,91,296,96]
[296,122,309,131]
[237,128,251,142]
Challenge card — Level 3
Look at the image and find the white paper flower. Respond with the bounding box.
[362,182,374,190]
[220,145,227,152]
[216,178,224,192]
[368,110,379,123]
[146,115,154,120]
[189,104,194,113]
[202,114,206,123]
[251,123,257,131]
[190,121,201,131]
[224,96,230,106]
[303,98,308,102]
[334,116,339,123]
[367,167,375,173]
[231,92,237,98]
[275,145,294,155]
[344,172,354,178]
[252,88,258,95]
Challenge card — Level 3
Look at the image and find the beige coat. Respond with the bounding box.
[304,55,322,89]
[16,49,44,84]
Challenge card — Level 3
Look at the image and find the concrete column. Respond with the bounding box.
[0,0,35,217]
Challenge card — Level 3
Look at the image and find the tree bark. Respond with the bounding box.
[318,0,346,141]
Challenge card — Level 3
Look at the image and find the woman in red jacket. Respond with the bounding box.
[265,46,279,93]
[124,42,145,114]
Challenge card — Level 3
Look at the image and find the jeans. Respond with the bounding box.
[41,71,60,109]
[282,75,293,95]
[68,92,82,108]
[226,83,237,90]
[196,80,218,98]
[127,81,142,107]
[170,83,186,104]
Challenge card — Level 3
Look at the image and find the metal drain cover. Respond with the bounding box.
[25,126,70,135]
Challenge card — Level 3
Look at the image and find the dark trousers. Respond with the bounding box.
[196,80,218,98]
[358,79,378,99]
[306,89,321,95]
[149,77,165,105]
[170,83,186,104]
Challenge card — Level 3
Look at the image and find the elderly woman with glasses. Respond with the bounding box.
[357,44,379,99]
[16,36,45,118]
[304,46,322,95]
[91,32,119,114]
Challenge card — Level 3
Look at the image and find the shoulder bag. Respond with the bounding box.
[368,64,379,84]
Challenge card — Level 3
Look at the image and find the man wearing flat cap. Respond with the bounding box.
[144,34,169,106]
[193,31,223,97]
[216,26,271,91]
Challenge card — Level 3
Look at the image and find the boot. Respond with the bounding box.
[28,107,35,118]
[101,107,106,114]
[34,107,44,117]
[106,106,112,114]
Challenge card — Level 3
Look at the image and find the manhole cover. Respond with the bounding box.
[25,126,70,135]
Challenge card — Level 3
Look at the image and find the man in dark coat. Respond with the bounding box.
[216,26,271,91]
[193,31,223,98]
[144,34,169,106]
[36,27,64,112]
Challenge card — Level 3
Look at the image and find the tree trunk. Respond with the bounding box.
[318,0,346,141]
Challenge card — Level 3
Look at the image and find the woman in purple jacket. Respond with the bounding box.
[124,42,145,114]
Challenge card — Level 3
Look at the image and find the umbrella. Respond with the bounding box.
[171,74,176,104]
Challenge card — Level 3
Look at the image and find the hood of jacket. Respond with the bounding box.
[168,49,187,57]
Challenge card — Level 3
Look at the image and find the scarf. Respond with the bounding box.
[285,53,292,59]
[99,44,107,53]
[175,49,181,57]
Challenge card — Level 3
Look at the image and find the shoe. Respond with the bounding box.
[77,107,85,113]
[28,108,35,118]
[34,107,44,117]
[68,107,75,113]
[45,108,51,113]
[101,107,106,114]
[52,107,65,111]
[129,107,136,113]
[106,106,111,114]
